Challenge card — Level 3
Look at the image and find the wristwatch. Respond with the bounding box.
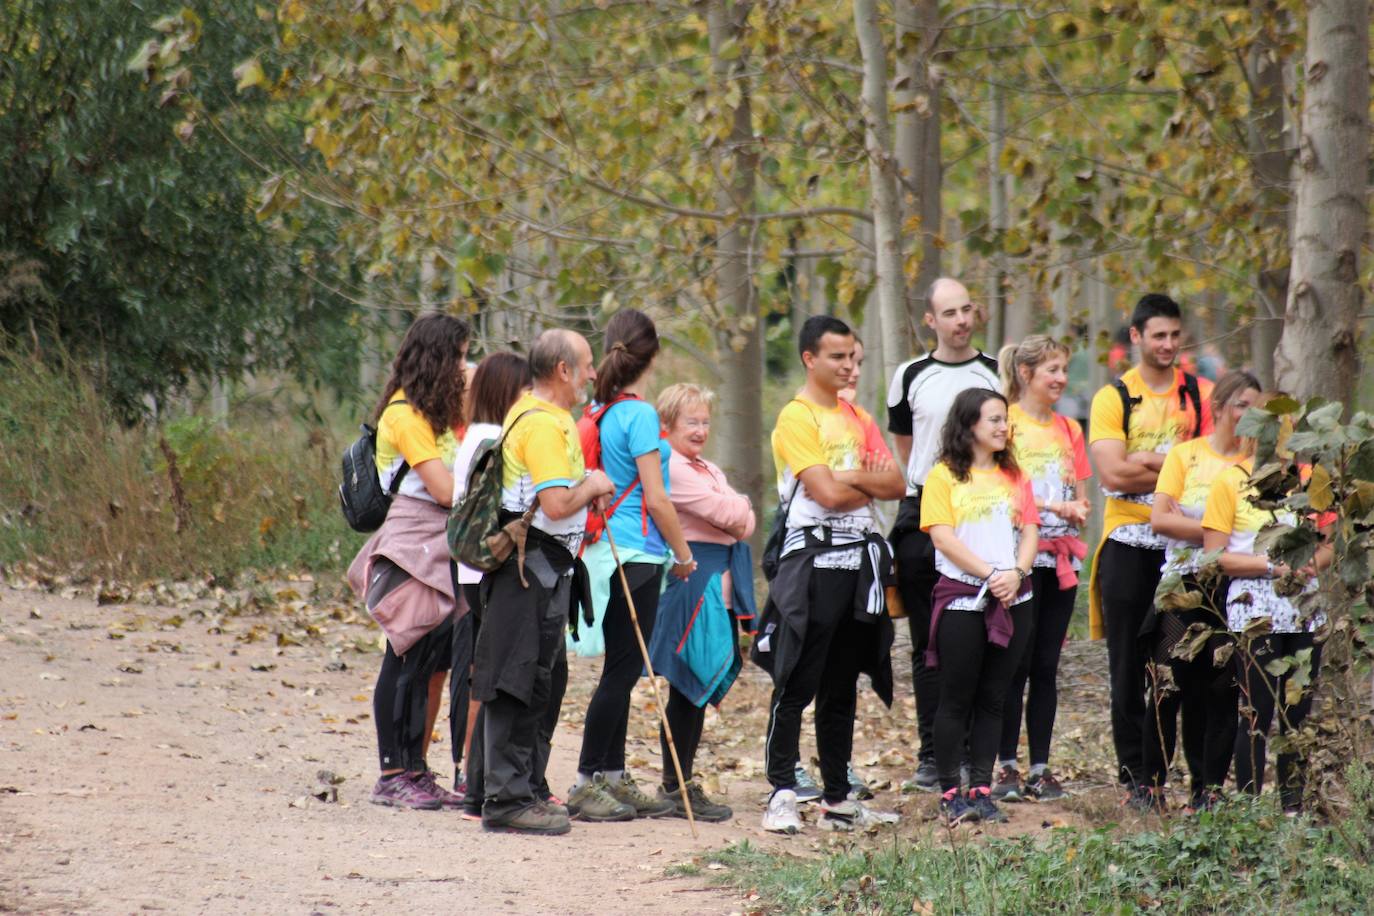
[1015,567,1029,584]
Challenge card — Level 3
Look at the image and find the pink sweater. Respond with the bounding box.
[668,449,756,545]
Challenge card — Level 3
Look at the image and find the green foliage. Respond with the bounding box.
[0,0,362,417]
[707,775,1374,914]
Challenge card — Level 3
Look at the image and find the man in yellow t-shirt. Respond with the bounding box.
[471,329,613,837]
[1086,294,1213,803]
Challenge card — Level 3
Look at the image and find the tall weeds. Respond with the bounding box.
[0,343,363,580]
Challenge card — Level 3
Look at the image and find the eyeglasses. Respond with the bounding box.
[679,418,711,431]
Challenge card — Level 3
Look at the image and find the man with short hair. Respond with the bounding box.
[471,329,615,835]
[1087,293,1212,806]
[758,315,905,834]
[886,278,1000,792]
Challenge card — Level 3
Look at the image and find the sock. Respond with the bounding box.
[996,758,1018,771]
[573,772,593,789]
[601,769,625,783]
[1029,763,1048,778]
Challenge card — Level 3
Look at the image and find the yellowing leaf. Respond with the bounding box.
[1308,464,1334,512]
[234,57,267,92]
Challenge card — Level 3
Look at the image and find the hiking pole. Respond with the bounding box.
[600,517,697,838]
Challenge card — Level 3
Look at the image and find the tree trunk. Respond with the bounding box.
[893,0,942,333]
[708,0,764,544]
[987,83,1011,352]
[854,0,909,376]
[1246,0,1292,389]
[1274,0,1367,405]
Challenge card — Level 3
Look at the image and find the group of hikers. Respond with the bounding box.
[347,277,1329,836]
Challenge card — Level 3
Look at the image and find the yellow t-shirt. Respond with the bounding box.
[921,461,1039,607]
[500,391,587,553]
[1009,404,1090,548]
[375,389,461,504]
[1154,437,1247,574]
[1088,367,1215,544]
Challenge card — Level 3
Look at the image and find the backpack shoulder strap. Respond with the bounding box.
[1113,378,1138,442]
[1179,372,1203,438]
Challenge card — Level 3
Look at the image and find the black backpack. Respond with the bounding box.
[338,400,411,533]
[1113,372,1204,441]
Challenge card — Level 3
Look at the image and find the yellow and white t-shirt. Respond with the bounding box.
[771,397,887,570]
[921,462,1040,609]
[1089,367,1214,549]
[1202,460,1318,633]
[1009,404,1090,569]
[1153,437,1247,575]
[375,390,461,504]
[500,391,587,554]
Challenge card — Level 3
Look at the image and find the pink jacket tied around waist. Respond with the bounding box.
[1040,534,1088,589]
[347,495,456,655]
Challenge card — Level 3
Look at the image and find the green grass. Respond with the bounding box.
[704,774,1374,914]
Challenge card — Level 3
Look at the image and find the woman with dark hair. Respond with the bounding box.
[446,352,533,816]
[920,387,1040,825]
[566,308,697,822]
[347,312,470,810]
[1142,370,1261,812]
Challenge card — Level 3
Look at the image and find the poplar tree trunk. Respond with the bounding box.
[893,0,942,331]
[854,0,908,376]
[1274,0,1368,405]
[708,0,764,540]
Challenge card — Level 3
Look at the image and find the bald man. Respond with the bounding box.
[885,278,1001,793]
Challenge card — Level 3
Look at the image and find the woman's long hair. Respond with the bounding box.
[938,388,1019,483]
[468,352,532,426]
[374,312,470,434]
[594,308,660,405]
[997,335,1071,403]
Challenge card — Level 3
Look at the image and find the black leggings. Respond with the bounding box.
[935,599,1032,792]
[578,563,662,775]
[661,685,706,792]
[999,567,1076,767]
[373,612,454,772]
[1234,633,1320,811]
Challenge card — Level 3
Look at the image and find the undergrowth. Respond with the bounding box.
[706,767,1374,914]
[0,345,364,580]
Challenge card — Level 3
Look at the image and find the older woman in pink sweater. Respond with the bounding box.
[646,383,756,822]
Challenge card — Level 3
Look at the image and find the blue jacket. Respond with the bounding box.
[647,541,756,707]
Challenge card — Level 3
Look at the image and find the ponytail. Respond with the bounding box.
[998,334,1071,405]
[997,343,1022,402]
[594,308,660,404]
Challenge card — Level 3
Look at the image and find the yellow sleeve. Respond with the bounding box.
[516,414,579,490]
[1154,446,1188,500]
[379,403,441,466]
[1201,469,1240,534]
[920,463,956,530]
[1088,384,1125,445]
[772,402,826,477]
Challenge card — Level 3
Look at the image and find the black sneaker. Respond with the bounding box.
[939,788,978,825]
[1126,784,1166,814]
[990,764,1023,802]
[968,787,1007,824]
[1025,769,1067,801]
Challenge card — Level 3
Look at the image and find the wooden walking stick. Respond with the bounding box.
[600,518,697,837]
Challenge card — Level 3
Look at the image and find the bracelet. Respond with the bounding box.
[673,551,695,567]
[1015,567,1029,583]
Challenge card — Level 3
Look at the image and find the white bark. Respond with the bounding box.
[1274,0,1367,405]
[987,83,1011,352]
[893,0,942,330]
[854,0,908,377]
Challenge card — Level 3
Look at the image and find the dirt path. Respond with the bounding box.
[0,577,1123,915]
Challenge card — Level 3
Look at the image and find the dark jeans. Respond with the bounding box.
[1234,632,1321,811]
[1099,539,1166,787]
[894,496,940,761]
[764,568,863,804]
[935,601,1032,792]
[578,563,662,775]
[661,685,706,792]
[1000,567,1077,767]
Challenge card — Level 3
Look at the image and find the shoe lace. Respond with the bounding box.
[617,774,657,805]
[794,766,818,789]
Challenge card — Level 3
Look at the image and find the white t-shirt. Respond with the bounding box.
[886,353,1000,494]
[451,421,502,585]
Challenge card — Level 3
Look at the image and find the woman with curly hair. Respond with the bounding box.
[348,312,470,811]
[920,387,1040,826]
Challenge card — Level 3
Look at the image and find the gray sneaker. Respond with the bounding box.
[566,776,635,822]
[605,772,674,817]
[900,758,939,794]
[793,763,822,803]
[660,782,733,823]
[482,802,572,836]
[991,764,1023,803]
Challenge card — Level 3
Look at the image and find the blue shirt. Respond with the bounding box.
[598,398,670,555]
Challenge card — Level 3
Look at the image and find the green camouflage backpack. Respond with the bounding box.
[447,409,543,578]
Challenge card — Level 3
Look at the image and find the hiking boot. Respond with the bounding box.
[1025,770,1066,801]
[412,769,464,810]
[605,772,674,818]
[762,788,802,834]
[968,787,1007,824]
[566,776,635,822]
[793,763,822,803]
[370,773,442,810]
[818,798,899,832]
[660,783,733,823]
[538,791,569,818]
[482,802,572,836]
[901,758,939,794]
[846,763,874,801]
[990,764,1023,803]
[939,788,978,826]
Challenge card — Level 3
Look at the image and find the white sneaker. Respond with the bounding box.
[762,789,802,834]
[818,798,900,832]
